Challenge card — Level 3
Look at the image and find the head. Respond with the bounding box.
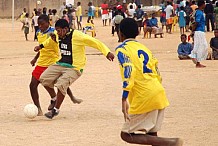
[23,8,27,12]
[43,7,47,14]
[216,2,218,7]
[119,18,139,42]
[152,13,155,18]
[77,2,81,6]
[214,29,218,37]
[38,14,50,32]
[180,34,187,43]
[192,1,196,5]
[137,5,141,9]
[88,2,92,6]
[25,13,29,18]
[186,1,189,6]
[198,0,206,9]
[180,6,184,11]
[130,5,133,9]
[63,10,67,15]
[144,14,148,19]
[55,19,70,39]
[48,9,52,14]
[63,2,66,5]
[104,0,107,4]
[52,9,57,15]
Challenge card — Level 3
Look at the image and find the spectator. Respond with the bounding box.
[178,34,193,60]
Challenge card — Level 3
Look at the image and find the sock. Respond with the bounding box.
[54,107,59,113]
[51,96,57,101]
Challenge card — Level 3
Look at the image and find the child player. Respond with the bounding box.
[116,18,183,146]
[30,15,82,116]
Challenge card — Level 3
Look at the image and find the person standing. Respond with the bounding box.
[178,6,186,35]
[191,1,198,11]
[184,1,193,32]
[189,0,208,68]
[101,1,109,26]
[204,0,214,31]
[76,2,83,30]
[165,1,174,33]
[59,2,66,17]
[210,29,218,60]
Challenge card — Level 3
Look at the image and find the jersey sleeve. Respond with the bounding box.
[116,48,136,98]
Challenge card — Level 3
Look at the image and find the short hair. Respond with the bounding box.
[52,9,57,15]
[180,6,184,10]
[77,2,81,5]
[119,18,138,39]
[216,2,218,7]
[192,1,196,4]
[138,5,141,9]
[186,1,189,6]
[197,0,205,7]
[55,19,69,28]
[181,34,187,38]
[38,14,49,23]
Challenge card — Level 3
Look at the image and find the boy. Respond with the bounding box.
[30,15,82,116]
[76,2,82,30]
[116,18,183,146]
[34,19,114,119]
[177,34,193,60]
[23,13,30,41]
[210,29,218,60]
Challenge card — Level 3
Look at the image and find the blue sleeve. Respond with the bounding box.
[177,44,184,55]
[195,10,201,23]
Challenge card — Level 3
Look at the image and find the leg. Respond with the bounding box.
[25,33,28,41]
[29,76,43,116]
[120,132,183,146]
[105,19,107,26]
[206,15,210,31]
[67,87,83,104]
[44,86,57,110]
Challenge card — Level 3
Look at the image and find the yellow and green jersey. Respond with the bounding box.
[116,39,169,114]
[36,27,59,67]
[42,30,111,72]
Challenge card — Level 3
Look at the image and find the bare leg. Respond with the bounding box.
[67,88,83,104]
[120,132,183,146]
[29,76,43,116]
[105,19,107,26]
[44,86,57,110]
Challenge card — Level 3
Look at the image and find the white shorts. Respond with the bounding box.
[102,14,109,20]
[108,12,112,19]
[121,109,165,134]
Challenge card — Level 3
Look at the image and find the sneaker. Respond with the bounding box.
[48,100,56,110]
[44,109,59,119]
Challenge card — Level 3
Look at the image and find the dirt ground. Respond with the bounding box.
[0,18,218,146]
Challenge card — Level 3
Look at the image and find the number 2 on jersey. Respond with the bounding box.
[138,50,152,73]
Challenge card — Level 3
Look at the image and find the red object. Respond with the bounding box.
[32,65,48,80]
[101,3,108,14]
[116,5,122,10]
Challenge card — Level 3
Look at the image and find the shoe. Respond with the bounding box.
[44,109,59,119]
[48,100,56,110]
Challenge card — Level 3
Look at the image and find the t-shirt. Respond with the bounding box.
[116,39,169,114]
[165,5,173,19]
[33,16,39,26]
[195,10,205,32]
[88,6,94,17]
[76,6,82,16]
[150,18,158,27]
[128,9,135,18]
[177,43,193,55]
[36,27,59,67]
[42,30,111,72]
[210,37,218,49]
[101,3,108,14]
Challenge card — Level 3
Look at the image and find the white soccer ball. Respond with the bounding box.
[37,1,41,5]
[23,104,38,119]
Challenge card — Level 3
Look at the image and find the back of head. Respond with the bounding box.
[119,18,138,39]
[38,14,49,23]
[138,5,141,9]
[192,1,196,5]
[198,0,205,7]
[55,19,69,28]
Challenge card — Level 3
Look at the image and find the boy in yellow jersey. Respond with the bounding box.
[16,8,27,30]
[116,18,183,146]
[34,19,115,119]
[76,2,82,30]
[30,15,82,116]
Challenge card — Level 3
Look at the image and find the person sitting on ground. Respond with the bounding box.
[150,13,164,38]
[177,34,193,60]
[210,29,218,60]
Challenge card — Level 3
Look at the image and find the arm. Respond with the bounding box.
[177,44,184,55]
[30,52,40,66]
[210,39,218,52]
[82,33,114,61]
[34,35,57,52]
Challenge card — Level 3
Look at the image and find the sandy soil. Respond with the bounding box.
[0,18,218,146]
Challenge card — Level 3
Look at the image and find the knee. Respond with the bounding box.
[120,132,132,143]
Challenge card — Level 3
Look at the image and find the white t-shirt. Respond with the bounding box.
[165,5,173,19]
[33,16,39,26]
[128,9,135,18]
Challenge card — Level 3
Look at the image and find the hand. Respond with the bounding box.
[106,52,114,61]
[50,33,57,42]
[122,99,130,122]
[34,46,41,52]
[30,58,37,66]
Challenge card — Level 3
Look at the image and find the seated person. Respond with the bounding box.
[142,14,152,38]
[210,29,218,60]
[177,34,193,60]
[150,13,164,38]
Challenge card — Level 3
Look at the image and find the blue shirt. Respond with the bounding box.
[88,6,94,17]
[177,43,193,55]
[195,10,205,32]
[150,18,158,27]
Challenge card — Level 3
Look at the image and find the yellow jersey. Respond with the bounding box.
[116,39,169,114]
[76,6,82,17]
[42,30,111,72]
[36,27,59,67]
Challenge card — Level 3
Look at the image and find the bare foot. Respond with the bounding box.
[70,96,83,104]
[196,64,206,68]
[37,109,43,116]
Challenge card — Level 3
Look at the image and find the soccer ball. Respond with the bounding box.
[23,104,38,119]
[37,1,41,5]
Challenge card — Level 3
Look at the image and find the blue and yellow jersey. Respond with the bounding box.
[42,30,111,72]
[36,27,59,67]
[116,39,169,114]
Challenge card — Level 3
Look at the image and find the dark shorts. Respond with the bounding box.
[32,65,48,80]
[136,20,143,27]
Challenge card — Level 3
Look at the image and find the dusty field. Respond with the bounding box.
[0,18,218,146]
